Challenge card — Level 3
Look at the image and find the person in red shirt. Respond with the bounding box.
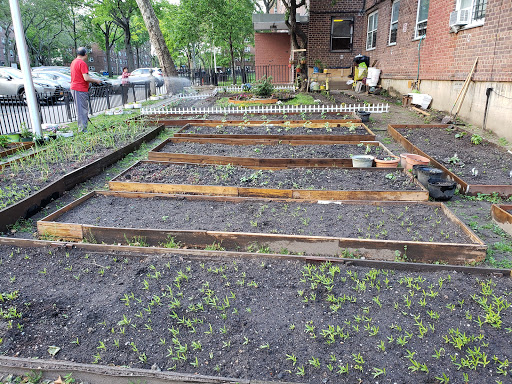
[70,47,102,132]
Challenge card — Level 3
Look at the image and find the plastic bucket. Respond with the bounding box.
[356,110,370,123]
[367,67,381,87]
[352,155,374,168]
[404,154,430,172]
[427,178,457,201]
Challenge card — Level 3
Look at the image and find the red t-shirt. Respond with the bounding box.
[70,58,89,92]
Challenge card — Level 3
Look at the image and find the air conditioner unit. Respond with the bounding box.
[449,9,471,27]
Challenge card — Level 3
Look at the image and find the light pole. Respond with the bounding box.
[9,0,42,137]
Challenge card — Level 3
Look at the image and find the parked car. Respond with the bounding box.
[0,67,57,103]
[118,67,164,87]
[32,71,71,92]
[34,67,121,94]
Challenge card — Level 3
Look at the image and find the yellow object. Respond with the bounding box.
[320,85,326,90]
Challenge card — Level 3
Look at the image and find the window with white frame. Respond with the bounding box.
[389,0,400,45]
[244,46,251,53]
[89,66,95,71]
[366,11,378,50]
[89,57,94,62]
[331,18,353,51]
[455,0,487,25]
[415,0,429,38]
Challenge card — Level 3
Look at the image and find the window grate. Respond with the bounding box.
[473,0,487,20]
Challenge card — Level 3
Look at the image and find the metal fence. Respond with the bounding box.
[178,65,291,87]
[0,82,165,135]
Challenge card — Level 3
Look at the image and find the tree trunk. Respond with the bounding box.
[134,0,179,93]
[123,28,135,71]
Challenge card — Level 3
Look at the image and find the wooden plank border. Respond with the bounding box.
[0,237,508,276]
[491,204,512,237]
[108,160,429,201]
[37,191,486,265]
[388,124,512,197]
[174,121,376,141]
[0,142,34,158]
[147,138,394,168]
[131,116,361,127]
[0,125,165,233]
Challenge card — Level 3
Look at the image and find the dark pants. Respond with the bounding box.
[122,85,129,105]
[71,89,89,132]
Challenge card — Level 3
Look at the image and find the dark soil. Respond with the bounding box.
[119,162,420,191]
[1,245,511,383]
[162,112,357,121]
[398,127,512,185]
[179,124,370,136]
[56,195,472,244]
[159,141,385,159]
[0,125,154,211]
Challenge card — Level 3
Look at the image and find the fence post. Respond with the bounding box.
[64,91,72,121]
[88,93,93,115]
[132,84,136,102]
[106,86,111,110]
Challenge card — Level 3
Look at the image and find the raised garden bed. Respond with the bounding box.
[38,191,486,264]
[109,160,428,201]
[228,97,278,104]
[0,142,34,158]
[0,243,509,383]
[141,113,360,126]
[0,125,164,233]
[491,204,512,237]
[388,124,512,196]
[148,138,392,168]
[175,121,375,141]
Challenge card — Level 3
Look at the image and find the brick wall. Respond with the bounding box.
[362,0,512,82]
[308,0,366,68]
[255,32,291,66]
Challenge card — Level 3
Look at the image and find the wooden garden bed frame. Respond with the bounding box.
[174,121,376,141]
[388,124,512,197]
[135,116,361,127]
[0,125,165,233]
[148,137,392,168]
[109,160,429,201]
[491,204,512,237]
[37,191,486,265]
[0,142,34,158]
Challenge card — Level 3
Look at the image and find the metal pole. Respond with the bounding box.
[9,0,42,137]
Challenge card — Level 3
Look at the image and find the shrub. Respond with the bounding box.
[252,76,275,97]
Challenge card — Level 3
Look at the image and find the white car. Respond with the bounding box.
[118,67,164,87]
[0,67,57,102]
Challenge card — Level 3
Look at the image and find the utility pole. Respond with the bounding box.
[9,0,42,137]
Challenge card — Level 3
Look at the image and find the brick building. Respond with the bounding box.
[361,0,512,141]
[88,43,153,76]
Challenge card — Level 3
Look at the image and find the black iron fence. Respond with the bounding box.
[178,65,291,86]
[0,82,164,135]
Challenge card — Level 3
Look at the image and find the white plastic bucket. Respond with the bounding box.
[366,67,381,87]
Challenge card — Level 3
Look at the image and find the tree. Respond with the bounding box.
[0,1,13,66]
[260,0,277,14]
[21,0,71,66]
[210,0,255,84]
[94,0,139,71]
[134,0,178,92]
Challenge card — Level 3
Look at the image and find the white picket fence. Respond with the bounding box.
[218,84,295,92]
[141,103,389,115]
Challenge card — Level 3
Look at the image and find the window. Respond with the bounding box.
[9,49,13,57]
[89,66,95,71]
[244,46,251,53]
[389,0,400,45]
[331,18,353,51]
[455,0,487,25]
[89,57,94,62]
[415,0,429,38]
[366,11,378,50]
